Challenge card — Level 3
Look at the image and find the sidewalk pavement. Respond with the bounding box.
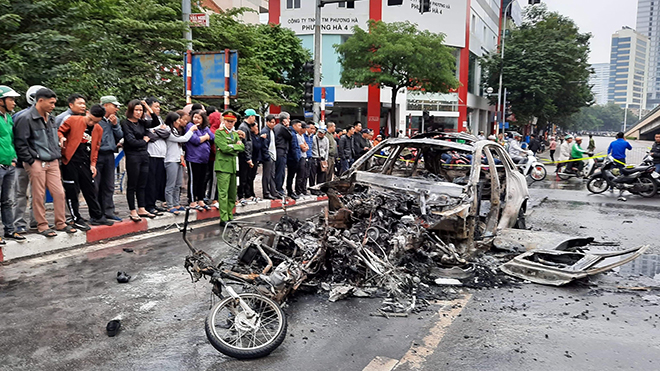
[0,192,328,263]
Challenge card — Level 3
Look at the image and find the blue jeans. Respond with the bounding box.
[655,164,660,173]
[0,165,16,234]
[340,159,353,175]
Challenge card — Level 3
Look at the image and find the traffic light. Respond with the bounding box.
[420,0,430,13]
[303,81,314,112]
[302,61,314,112]
[504,101,513,120]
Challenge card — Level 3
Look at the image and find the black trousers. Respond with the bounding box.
[61,161,103,221]
[237,157,256,199]
[313,158,326,185]
[261,160,277,198]
[205,160,217,201]
[145,156,166,210]
[95,151,116,218]
[274,155,287,194]
[295,158,309,195]
[187,161,208,203]
[308,158,319,187]
[286,160,298,196]
[125,152,149,210]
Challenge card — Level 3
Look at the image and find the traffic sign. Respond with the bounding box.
[189,13,209,27]
[183,50,238,98]
[313,87,335,106]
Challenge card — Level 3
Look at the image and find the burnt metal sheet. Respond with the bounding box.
[500,245,650,286]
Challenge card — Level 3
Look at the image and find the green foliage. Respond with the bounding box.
[335,20,458,133]
[481,5,593,127]
[0,1,310,114]
[564,103,638,131]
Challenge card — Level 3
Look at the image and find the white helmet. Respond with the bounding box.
[26,85,47,106]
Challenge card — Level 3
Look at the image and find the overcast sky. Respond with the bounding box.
[523,0,639,65]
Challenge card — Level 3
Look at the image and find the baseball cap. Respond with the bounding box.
[244,108,257,117]
[100,96,121,106]
[318,127,327,133]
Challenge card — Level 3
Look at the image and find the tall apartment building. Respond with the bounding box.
[636,0,659,109]
[607,27,649,110]
[590,63,610,105]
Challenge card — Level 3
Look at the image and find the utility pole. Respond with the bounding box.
[182,0,193,104]
[313,0,322,123]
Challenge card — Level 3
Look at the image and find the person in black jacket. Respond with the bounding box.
[273,112,291,197]
[650,133,660,173]
[237,109,257,200]
[260,115,278,199]
[352,122,369,160]
[338,124,356,175]
[121,99,157,222]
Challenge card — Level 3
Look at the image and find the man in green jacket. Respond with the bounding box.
[215,110,245,226]
[0,86,26,242]
[570,136,588,174]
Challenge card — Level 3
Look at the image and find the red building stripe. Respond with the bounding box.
[269,0,280,24]
[457,0,472,133]
[367,0,383,135]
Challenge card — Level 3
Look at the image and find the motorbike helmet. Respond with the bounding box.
[565,134,573,140]
[0,86,20,99]
[25,85,47,106]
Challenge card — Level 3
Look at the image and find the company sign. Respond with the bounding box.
[382,0,468,48]
[189,13,209,27]
[280,1,369,35]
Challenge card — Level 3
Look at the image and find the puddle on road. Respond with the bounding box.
[528,178,586,191]
[616,254,660,279]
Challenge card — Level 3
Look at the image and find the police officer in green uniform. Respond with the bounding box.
[215,110,245,226]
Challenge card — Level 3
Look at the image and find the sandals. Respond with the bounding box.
[39,229,57,238]
[57,225,77,234]
[138,213,156,219]
[168,208,180,215]
[129,215,142,222]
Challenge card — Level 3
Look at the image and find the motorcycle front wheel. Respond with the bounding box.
[205,293,287,359]
[586,176,608,194]
[530,164,547,181]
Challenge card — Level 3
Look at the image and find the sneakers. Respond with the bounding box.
[107,215,123,222]
[90,218,114,226]
[72,219,91,231]
[5,232,26,241]
[210,202,219,209]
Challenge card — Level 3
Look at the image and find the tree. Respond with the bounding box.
[565,103,638,132]
[481,5,593,127]
[335,20,459,135]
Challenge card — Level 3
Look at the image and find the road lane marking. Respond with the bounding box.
[366,294,471,371]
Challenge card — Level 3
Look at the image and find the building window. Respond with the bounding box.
[286,0,301,9]
[471,14,476,33]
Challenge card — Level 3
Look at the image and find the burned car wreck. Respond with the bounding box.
[182,134,650,359]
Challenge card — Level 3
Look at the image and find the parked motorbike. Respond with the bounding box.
[517,150,547,181]
[556,153,601,180]
[586,155,658,198]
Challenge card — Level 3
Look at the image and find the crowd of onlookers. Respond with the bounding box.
[0,84,382,241]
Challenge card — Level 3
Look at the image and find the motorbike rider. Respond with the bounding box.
[557,135,573,174]
[508,133,526,164]
[650,133,660,173]
[569,136,589,174]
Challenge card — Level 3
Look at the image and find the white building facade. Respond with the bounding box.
[608,27,649,111]
[268,0,516,136]
[589,63,610,105]
[636,0,660,109]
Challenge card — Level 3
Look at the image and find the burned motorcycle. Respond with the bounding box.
[182,210,290,359]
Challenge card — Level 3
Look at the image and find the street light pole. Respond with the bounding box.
[182,0,193,104]
[313,0,322,123]
[496,0,515,136]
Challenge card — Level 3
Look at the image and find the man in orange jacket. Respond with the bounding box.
[58,104,114,229]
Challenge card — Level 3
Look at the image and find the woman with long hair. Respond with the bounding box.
[164,111,196,215]
[120,99,156,221]
[185,110,214,210]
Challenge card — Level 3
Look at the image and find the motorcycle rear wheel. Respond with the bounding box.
[586,176,608,194]
[635,176,657,198]
[530,164,547,181]
[205,293,287,359]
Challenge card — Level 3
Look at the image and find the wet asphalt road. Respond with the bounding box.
[2,139,660,370]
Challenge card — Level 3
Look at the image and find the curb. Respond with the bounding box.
[0,195,327,263]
